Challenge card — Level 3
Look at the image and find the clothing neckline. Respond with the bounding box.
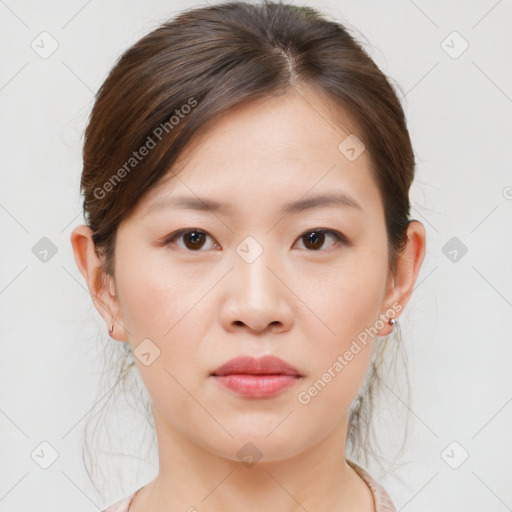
[126,487,140,511]
[346,459,396,512]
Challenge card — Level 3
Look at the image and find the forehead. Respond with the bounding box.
[137,86,382,219]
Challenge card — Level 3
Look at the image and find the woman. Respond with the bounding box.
[70,1,426,510]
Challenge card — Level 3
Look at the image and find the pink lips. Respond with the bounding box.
[210,355,303,398]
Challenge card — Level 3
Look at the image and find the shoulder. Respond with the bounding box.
[347,459,397,512]
[101,493,135,512]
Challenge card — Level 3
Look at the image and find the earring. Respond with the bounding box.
[389,318,397,327]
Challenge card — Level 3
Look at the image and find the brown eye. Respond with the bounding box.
[183,230,207,250]
[163,228,347,253]
[165,229,218,251]
[297,229,346,251]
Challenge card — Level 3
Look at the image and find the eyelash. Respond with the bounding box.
[162,228,349,253]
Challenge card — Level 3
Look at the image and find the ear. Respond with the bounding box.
[70,225,129,341]
[377,220,426,336]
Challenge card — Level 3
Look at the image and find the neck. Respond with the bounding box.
[130,405,375,512]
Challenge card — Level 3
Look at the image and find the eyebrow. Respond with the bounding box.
[145,191,363,216]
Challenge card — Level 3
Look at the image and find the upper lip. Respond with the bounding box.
[211,355,302,377]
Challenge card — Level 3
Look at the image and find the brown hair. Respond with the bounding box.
[80,0,413,494]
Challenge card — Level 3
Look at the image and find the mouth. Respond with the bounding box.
[210,374,302,398]
[210,355,303,398]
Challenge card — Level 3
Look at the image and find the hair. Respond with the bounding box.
[79,0,415,498]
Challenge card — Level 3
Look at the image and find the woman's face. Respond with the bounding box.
[112,85,401,462]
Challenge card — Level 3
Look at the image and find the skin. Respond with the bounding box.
[71,83,426,511]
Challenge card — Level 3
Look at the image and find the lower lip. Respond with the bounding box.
[211,374,301,398]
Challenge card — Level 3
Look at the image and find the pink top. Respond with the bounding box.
[102,459,396,512]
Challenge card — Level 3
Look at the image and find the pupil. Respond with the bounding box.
[305,231,324,250]
[186,231,204,249]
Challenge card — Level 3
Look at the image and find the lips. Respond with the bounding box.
[211,355,303,377]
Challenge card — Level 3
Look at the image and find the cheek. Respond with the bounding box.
[298,252,387,347]
[115,245,202,337]
[292,274,381,427]
[293,342,373,452]
[293,250,387,411]
[114,249,212,384]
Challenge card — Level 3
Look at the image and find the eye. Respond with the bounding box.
[295,229,348,252]
[163,229,219,251]
[162,228,348,252]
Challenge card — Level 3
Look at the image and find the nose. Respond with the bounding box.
[219,248,294,334]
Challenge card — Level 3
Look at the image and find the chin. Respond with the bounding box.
[204,427,307,464]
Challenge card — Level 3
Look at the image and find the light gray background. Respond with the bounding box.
[1,1,511,511]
